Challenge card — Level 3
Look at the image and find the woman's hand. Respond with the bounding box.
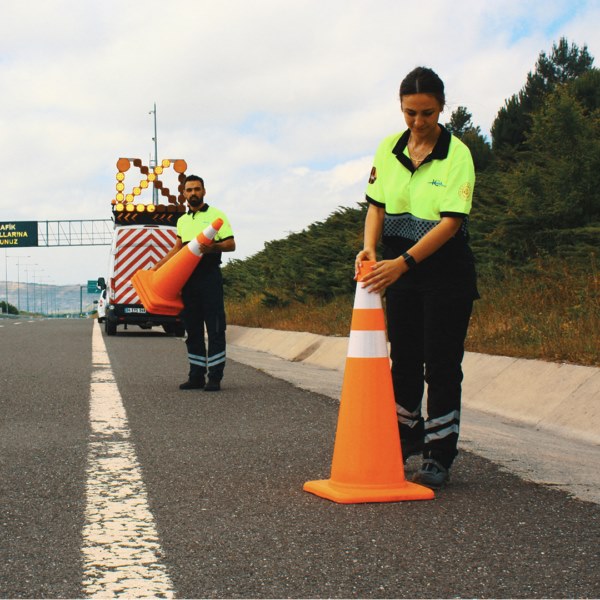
[361,258,408,293]
[354,249,376,279]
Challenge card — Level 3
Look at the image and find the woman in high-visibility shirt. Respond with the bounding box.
[356,67,479,489]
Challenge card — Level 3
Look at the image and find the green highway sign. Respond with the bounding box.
[87,280,99,294]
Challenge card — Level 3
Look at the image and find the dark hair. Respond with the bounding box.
[185,174,205,187]
[399,67,445,109]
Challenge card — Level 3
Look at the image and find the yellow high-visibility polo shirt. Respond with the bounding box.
[365,125,478,297]
[177,204,234,244]
[177,204,234,269]
[366,125,475,245]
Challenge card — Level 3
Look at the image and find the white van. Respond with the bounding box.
[97,289,107,323]
[98,223,185,336]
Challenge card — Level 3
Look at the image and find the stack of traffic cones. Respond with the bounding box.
[303,261,434,503]
[131,218,223,315]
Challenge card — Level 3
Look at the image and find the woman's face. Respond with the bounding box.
[401,93,443,137]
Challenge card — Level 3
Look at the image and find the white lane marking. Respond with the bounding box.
[82,322,174,598]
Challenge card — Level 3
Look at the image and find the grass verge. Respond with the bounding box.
[225,259,599,367]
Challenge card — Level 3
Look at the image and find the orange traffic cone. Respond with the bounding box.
[131,218,223,316]
[303,261,434,503]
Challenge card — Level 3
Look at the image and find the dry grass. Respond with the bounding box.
[226,294,353,337]
[467,261,599,366]
[226,259,599,367]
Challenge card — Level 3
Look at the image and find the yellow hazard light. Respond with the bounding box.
[140,180,149,189]
[116,182,125,192]
[126,204,135,212]
[115,203,124,211]
[148,173,156,182]
[154,166,163,175]
[133,187,141,196]
[116,172,125,182]
[125,194,134,202]
[136,204,145,212]
[116,192,124,201]
[146,204,156,213]
[162,159,171,168]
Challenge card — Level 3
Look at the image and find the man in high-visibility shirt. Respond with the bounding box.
[155,175,235,391]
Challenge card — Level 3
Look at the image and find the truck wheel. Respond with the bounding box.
[105,318,117,336]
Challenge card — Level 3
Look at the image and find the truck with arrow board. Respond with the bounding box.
[97,157,188,336]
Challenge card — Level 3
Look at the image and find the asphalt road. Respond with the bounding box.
[228,345,600,506]
[1,319,598,599]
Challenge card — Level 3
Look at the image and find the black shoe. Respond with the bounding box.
[413,459,450,489]
[179,378,205,390]
[204,379,221,392]
[401,438,424,463]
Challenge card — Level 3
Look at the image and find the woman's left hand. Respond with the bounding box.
[361,258,407,293]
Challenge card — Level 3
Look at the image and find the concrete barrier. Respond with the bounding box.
[228,325,600,445]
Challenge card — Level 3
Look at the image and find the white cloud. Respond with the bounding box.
[1,0,598,290]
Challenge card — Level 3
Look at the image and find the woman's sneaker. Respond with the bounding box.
[412,458,449,489]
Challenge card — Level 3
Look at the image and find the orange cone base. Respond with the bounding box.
[131,270,183,316]
[303,478,434,504]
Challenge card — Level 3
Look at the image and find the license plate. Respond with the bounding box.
[124,307,147,314]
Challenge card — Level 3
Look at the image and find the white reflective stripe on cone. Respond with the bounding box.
[187,238,203,257]
[204,224,218,239]
[354,286,383,310]
[347,330,388,358]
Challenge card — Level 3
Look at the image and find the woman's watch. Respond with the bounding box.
[402,252,417,269]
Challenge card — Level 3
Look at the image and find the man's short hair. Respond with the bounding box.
[185,174,204,187]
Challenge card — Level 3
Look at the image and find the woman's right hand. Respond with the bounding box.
[354,249,375,279]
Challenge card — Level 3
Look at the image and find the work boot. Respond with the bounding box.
[413,458,450,489]
[179,377,205,390]
[204,379,221,392]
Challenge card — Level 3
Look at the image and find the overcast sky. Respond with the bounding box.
[1,0,598,291]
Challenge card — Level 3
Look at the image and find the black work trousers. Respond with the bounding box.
[385,286,474,468]
[181,267,226,383]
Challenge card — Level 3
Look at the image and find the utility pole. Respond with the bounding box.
[2,252,28,313]
[3,251,7,314]
[149,102,158,205]
[15,255,30,312]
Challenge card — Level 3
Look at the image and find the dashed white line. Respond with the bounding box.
[82,322,174,598]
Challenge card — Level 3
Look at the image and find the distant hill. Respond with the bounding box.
[0,281,99,315]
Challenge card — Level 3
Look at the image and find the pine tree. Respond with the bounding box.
[445,106,493,171]
[491,38,594,155]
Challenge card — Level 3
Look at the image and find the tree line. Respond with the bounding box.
[223,38,599,306]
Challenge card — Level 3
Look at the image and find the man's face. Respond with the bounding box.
[184,181,206,209]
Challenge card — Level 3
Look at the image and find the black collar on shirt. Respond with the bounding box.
[187,203,210,216]
[392,125,452,171]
